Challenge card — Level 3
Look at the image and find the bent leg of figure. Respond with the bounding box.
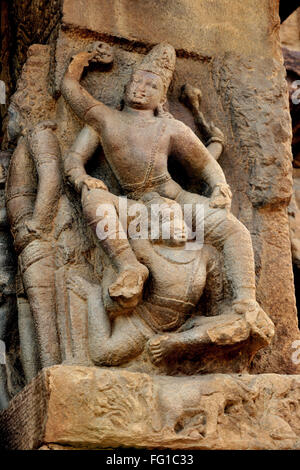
[18,296,40,383]
[176,190,257,312]
[148,312,250,365]
[21,254,61,368]
[81,187,148,307]
[148,322,213,365]
[69,275,148,366]
[89,285,148,366]
[148,306,274,365]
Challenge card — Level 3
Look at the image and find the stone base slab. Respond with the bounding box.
[0,366,299,450]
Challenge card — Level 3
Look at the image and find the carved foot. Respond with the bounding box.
[108,264,149,309]
[232,299,275,345]
[148,334,176,365]
[245,306,275,345]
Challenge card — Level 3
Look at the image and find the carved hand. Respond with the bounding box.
[209,183,232,210]
[82,176,108,191]
[86,41,114,65]
[14,223,41,252]
[179,84,202,111]
[205,122,224,143]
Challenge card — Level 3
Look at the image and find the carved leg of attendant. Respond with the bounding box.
[148,307,274,365]
[17,296,40,382]
[68,276,150,366]
[148,329,211,365]
[21,248,61,368]
[81,186,148,308]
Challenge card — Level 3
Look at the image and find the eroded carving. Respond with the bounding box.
[1,41,276,407]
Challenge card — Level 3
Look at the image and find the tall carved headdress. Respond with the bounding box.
[136,43,176,95]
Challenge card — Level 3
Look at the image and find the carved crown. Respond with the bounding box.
[137,43,176,94]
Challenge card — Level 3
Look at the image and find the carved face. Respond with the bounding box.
[125,70,164,110]
[156,203,188,247]
[162,212,188,247]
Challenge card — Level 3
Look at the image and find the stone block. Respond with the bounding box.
[1,366,299,450]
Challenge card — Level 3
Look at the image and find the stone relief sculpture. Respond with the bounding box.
[61,42,264,316]
[2,1,300,451]
[6,115,62,373]
[1,41,275,403]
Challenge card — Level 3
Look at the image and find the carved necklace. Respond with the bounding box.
[153,244,199,264]
[132,117,157,128]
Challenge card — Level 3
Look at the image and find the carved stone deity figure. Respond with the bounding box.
[5,112,62,374]
[61,42,267,320]
[1,41,275,395]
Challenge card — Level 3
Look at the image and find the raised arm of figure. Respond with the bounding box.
[61,42,114,129]
[179,84,225,161]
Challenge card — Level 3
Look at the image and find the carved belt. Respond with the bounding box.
[137,302,187,333]
[122,173,172,200]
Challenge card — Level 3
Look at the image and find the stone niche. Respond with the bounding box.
[0,0,300,451]
[53,0,300,374]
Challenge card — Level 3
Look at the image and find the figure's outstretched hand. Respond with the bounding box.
[209,183,232,210]
[179,84,202,112]
[86,41,114,65]
[206,122,224,144]
[82,175,108,191]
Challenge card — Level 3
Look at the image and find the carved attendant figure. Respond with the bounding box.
[6,107,61,372]
[67,203,274,368]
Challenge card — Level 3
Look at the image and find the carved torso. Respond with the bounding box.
[93,109,173,196]
[104,240,211,332]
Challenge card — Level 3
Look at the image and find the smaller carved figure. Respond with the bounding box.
[67,199,274,369]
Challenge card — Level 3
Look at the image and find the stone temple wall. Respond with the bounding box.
[0,0,299,451]
[0,0,62,135]
[5,0,299,373]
